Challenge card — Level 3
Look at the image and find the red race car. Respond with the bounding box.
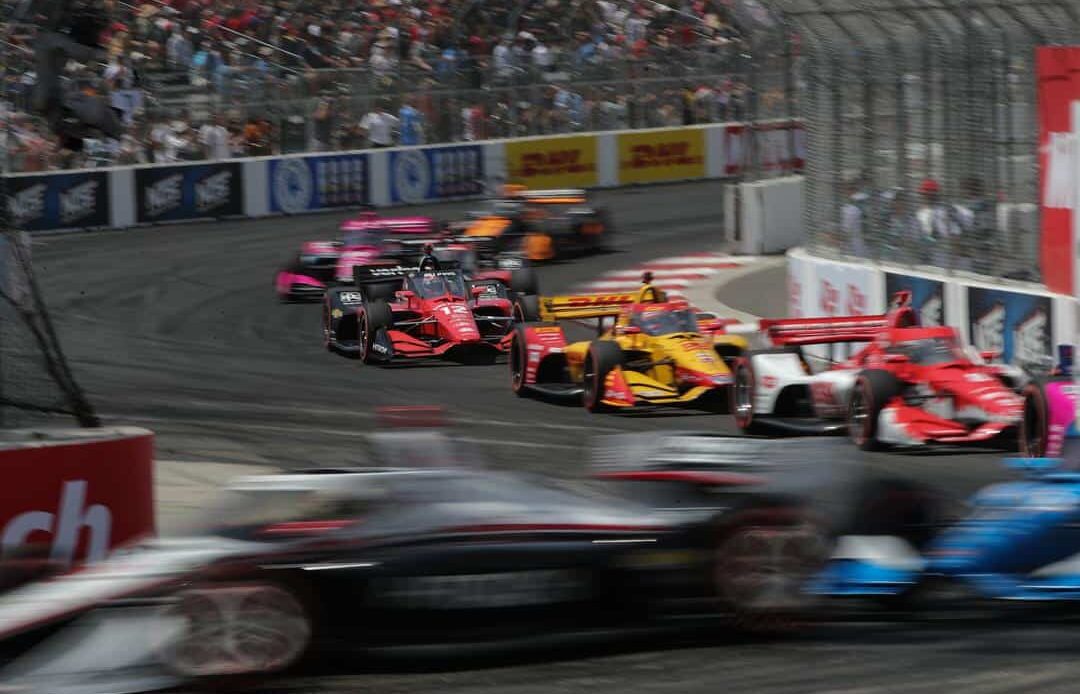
[731,292,1032,451]
[323,264,536,364]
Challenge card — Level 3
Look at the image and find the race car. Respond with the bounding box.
[1017,345,1080,458]
[0,430,829,691]
[457,186,612,261]
[813,453,1080,607]
[509,282,749,411]
[275,209,438,301]
[730,292,1031,451]
[323,264,536,364]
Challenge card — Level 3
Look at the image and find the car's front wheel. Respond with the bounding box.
[158,582,314,680]
[714,505,829,634]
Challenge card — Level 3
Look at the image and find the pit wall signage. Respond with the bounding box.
[616,128,705,184]
[885,273,946,327]
[6,170,110,231]
[505,135,598,189]
[968,286,1052,366]
[135,162,243,223]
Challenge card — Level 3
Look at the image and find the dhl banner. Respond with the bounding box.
[505,135,598,189]
[616,129,706,184]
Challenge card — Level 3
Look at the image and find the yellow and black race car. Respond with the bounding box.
[509,281,749,412]
[458,186,612,261]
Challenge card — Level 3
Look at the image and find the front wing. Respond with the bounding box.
[600,368,718,409]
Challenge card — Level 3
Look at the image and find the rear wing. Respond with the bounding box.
[352,263,461,285]
[759,315,891,346]
[759,291,916,346]
[536,294,637,321]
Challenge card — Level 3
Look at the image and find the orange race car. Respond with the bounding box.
[457,186,612,261]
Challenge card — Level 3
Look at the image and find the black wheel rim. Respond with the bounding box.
[360,313,370,357]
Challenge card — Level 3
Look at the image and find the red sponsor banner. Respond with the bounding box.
[723,120,805,177]
[0,431,155,567]
[1037,46,1080,296]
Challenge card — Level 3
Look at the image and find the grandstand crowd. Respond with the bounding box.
[2,0,771,172]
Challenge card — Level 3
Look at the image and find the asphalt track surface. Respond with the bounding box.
[30,181,1078,693]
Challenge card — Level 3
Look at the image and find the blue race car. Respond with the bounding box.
[815,455,1080,603]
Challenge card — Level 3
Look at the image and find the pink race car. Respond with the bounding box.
[275,209,439,302]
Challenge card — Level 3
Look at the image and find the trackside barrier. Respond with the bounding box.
[4,121,805,234]
[788,247,1078,370]
[0,427,155,567]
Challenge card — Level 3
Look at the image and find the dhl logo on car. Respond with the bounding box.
[626,142,705,169]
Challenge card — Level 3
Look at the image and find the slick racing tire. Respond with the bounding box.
[714,502,829,635]
[1019,378,1076,458]
[730,357,762,434]
[848,369,901,451]
[359,300,393,365]
[321,302,333,352]
[1021,380,1051,458]
[157,582,314,683]
[510,267,540,297]
[583,341,624,412]
[513,294,541,324]
[510,323,531,397]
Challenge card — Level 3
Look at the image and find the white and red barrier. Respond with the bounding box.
[0,427,155,566]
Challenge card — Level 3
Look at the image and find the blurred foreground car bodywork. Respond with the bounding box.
[815,454,1080,605]
[0,432,855,693]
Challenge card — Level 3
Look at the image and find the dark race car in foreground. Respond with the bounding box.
[0,432,837,693]
[323,264,537,364]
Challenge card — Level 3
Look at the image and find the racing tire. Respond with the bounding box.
[583,341,625,412]
[510,323,531,397]
[714,501,829,635]
[730,357,762,434]
[1021,381,1051,458]
[510,267,540,297]
[157,581,315,684]
[359,300,393,365]
[512,294,541,324]
[848,369,901,451]
[321,302,334,352]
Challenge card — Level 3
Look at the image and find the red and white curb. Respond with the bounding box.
[573,252,763,303]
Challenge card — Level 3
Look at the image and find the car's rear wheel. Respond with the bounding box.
[730,358,760,433]
[583,341,624,412]
[1020,381,1051,458]
[848,370,900,450]
[513,294,540,324]
[158,582,313,680]
[715,505,828,634]
[510,267,539,297]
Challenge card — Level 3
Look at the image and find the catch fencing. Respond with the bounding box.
[772,0,1080,283]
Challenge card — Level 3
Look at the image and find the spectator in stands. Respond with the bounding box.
[360,100,399,148]
[915,178,964,268]
[399,97,425,146]
[199,115,231,161]
[311,98,334,152]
